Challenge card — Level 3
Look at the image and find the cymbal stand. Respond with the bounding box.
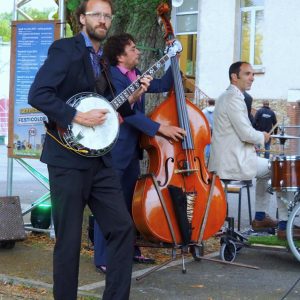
[278,136,287,155]
[278,120,286,155]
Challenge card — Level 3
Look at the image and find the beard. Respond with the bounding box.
[86,23,108,42]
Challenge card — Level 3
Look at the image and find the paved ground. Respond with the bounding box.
[0,145,299,299]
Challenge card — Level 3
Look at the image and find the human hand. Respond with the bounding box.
[128,75,153,104]
[73,109,109,127]
[158,124,186,142]
[263,131,271,143]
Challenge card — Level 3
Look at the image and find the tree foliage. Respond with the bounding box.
[0,8,54,42]
[63,0,172,70]
[64,0,173,107]
[0,13,12,42]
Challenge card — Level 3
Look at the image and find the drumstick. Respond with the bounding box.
[268,122,279,135]
[256,148,281,154]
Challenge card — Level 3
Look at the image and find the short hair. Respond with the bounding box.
[228,61,250,82]
[76,0,114,29]
[103,33,136,66]
[208,99,215,106]
[263,100,269,107]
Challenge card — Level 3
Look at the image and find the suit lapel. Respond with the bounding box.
[75,34,95,89]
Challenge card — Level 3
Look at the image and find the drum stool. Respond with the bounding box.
[222,180,252,231]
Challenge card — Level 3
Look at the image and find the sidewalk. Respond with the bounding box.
[1,145,299,299]
[1,240,299,299]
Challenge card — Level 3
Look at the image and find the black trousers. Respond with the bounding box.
[48,159,134,300]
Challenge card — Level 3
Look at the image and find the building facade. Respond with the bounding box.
[172,0,300,153]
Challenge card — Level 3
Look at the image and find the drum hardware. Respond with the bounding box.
[270,134,300,155]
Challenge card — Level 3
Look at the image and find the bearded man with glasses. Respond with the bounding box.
[28,0,152,299]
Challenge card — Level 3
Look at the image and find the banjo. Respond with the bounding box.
[57,40,182,157]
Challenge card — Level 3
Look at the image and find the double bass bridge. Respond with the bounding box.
[174,168,199,175]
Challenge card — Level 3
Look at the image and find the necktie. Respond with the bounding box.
[89,48,101,78]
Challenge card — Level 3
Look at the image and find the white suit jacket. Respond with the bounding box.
[208,85,264,180]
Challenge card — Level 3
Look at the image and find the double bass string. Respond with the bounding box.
[170,55,196,172]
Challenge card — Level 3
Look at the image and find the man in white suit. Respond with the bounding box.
[209,61,298,239]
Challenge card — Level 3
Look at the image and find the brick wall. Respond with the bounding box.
[252,99,300,156]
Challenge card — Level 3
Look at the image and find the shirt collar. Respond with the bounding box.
[117,65,137,81]
[80,32,103,56]
[117,65,131,75]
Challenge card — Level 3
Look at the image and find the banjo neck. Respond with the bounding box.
[110,53,171,110]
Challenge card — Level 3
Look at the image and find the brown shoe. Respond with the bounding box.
[252,214,278,231]
[277,227,300,240]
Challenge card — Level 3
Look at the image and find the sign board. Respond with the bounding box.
[8,21,60,158]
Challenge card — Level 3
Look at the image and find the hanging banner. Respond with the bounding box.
[8,20,60,158]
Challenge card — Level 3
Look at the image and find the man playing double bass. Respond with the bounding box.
[93,33,186,272]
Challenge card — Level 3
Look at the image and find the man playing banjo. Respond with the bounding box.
[28,0,152,299]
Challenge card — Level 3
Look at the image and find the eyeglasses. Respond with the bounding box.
[84,11,113,22]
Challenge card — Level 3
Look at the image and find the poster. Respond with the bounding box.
[8,21,60,158]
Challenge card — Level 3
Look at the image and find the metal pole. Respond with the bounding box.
[12,0,18,20]
[58,0,65,38]
[6,0,19,196]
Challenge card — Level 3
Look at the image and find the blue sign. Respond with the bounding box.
[11,22,57,158]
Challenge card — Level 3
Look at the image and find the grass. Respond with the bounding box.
[248,235,300,247]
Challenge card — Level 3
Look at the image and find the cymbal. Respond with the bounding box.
[271,134,300,139]
[281,125,300,128]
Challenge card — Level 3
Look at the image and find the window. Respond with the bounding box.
[240,0,264,68]
[176,34,197,76]
[173,0,198,76]
[175,0,198,34]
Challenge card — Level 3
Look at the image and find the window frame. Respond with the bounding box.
[174,8,198,35]
[240,5,264,71]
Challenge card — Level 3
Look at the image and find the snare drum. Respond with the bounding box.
[270,156,300,192]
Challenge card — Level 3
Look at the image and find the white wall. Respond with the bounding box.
[197,0,237,99]
[196,0,300,101]
[253,0,300,99]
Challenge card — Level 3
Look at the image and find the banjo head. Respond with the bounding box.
[61,92,119,157]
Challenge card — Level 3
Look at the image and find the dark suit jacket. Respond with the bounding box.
[28,34,133,169]
[110,65,173,169]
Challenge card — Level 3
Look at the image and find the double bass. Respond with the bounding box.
[132,4,226,248]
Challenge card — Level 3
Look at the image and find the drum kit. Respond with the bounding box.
[218,124,300,263]
[269,124,300,191]
[268,124,300,262]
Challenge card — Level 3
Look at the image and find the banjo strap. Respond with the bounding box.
[95,58,116,99]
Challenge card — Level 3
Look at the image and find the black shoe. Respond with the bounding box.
[133,255,155,264]
[96,265,107,274]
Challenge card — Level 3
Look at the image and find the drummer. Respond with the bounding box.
[208,61,300,239]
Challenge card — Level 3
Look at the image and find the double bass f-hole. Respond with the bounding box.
[157,157,174,187]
